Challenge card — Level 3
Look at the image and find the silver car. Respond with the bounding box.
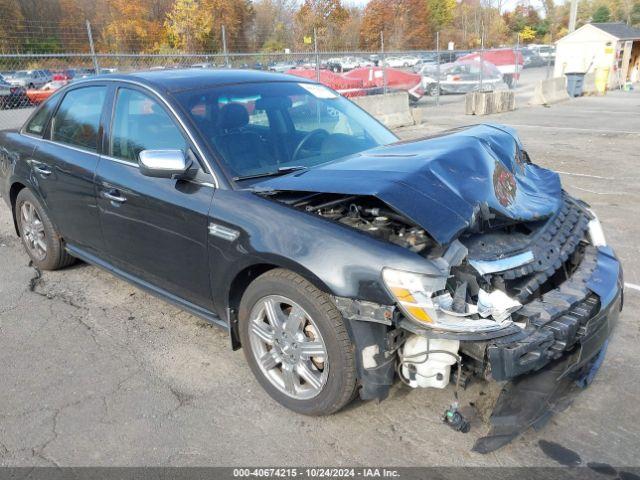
[421,60,505,96]
[5,70,52,89]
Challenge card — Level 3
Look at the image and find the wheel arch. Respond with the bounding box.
[9,181,26,236]
[224,259,335,350]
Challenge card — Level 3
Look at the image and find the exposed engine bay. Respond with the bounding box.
[271,191,435,253]
[265,187,622,451]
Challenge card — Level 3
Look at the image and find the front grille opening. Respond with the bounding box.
[502,242,588,303]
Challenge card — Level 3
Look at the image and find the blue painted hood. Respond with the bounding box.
[256,124,562,245]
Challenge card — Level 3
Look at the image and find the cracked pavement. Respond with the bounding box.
[1,90,639,467]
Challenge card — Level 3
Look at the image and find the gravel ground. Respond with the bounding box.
[1,89,639,468]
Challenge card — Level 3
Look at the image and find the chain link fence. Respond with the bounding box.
[0,22,556,131]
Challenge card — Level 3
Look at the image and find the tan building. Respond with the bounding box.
[554,22,640,88]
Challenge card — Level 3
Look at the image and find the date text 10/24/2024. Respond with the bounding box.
[232,468,400,478]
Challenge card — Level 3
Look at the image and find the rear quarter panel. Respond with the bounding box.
[0,130,38,210]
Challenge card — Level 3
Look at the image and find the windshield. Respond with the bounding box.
[14,71,29,78]
[175,81,398,180]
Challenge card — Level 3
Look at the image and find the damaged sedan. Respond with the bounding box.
[0,70,623,451]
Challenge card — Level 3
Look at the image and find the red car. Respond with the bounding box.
[288,67,424,102]
[344,67,424,101]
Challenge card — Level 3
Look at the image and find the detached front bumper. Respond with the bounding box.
[472,245,623,382]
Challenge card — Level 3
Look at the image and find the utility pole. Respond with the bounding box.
[222,25,229,68]
[435,31,440,106]
[381,31,387,94]
[514,33,520,89]
[86,20,100,75]
[569,0,578,32]
[313,27,320,82]
[479,22,485,92]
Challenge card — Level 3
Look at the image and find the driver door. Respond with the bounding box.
[96,85,216,310]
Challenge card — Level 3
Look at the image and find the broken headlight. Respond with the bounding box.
[382,268,514,333]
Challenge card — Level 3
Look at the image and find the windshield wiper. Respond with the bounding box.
[233,166,307,181]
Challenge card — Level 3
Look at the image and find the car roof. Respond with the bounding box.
[80,68,315,94]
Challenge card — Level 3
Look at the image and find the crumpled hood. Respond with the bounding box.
[255,124,562,245]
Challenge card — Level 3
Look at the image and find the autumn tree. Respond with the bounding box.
[102,0,165,52]
[0,0,24,52]
[165,0,213,51]
[428,0,456,30]
[202,0,254,52]
[359,0,431,50]
[249,0,296,51]
[294,0,350,50]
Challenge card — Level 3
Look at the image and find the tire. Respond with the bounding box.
[239,268,357,416]
[15,189,75,271]
[426,83,440,96]
[503,74,514,89]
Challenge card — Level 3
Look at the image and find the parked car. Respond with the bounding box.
[0,70,622,451]
[191,62,216,69]
[326,56,373,73]
[0,75,28,109]
[51,69,75,81]
[73,68,96,79]
[4,70,52,89]
[270,62,297,73]
[457,49,524,87]
[421,60,506,95]
[413,54,438,73]
[522,49,547,68]
[536,45,556,62]
[26,80,69,105]
[383,56,419,68]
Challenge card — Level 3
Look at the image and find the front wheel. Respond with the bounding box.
[239,269,357,416]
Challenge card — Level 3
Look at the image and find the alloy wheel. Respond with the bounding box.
[248,295,328,400]
[20,201,47,261]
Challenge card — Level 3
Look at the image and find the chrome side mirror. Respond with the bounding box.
[138,149,190,179]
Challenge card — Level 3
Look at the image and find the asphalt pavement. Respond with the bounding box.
[1,88,639,468]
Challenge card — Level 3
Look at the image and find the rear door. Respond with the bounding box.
[96,84,215,309]
[29,84,108,254]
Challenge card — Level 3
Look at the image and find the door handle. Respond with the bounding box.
[33,164,52,177]
[101,189,127,204]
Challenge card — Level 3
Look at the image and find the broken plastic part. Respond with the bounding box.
[477,289,522,322]
[473,344,607,454]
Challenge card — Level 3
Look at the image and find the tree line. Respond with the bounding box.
[1,0,640,54]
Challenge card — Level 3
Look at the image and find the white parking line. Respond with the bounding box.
[556,171,615,180]
[505,124,640,135]
[625,282,640,292]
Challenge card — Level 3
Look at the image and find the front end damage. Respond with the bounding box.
[254,124,624,450]
[332,195,623,452]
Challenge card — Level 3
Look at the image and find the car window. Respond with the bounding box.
[176,82,396,180]
[218,96,270,127]
[289,95,364,139]
[51,86,106,151]
[25,96,58,136]
[110,88,188,163]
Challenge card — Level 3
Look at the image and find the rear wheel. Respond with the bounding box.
[15,189,75,270]
[239,269,357,416]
